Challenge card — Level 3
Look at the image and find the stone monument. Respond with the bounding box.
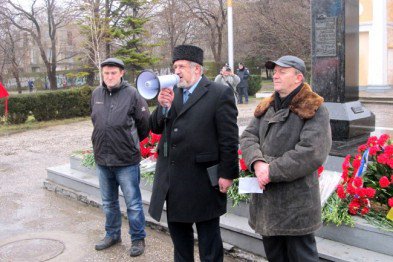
[311,0,375,158]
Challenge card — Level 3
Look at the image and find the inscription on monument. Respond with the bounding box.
[315,16,337,57]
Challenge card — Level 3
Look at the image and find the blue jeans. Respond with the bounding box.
[97,164,146,241]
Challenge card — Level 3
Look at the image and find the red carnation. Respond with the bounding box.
[357,144,367,153]
[385,145,393,155]
[348,200,360,215]
[391,175,393,184]
[140,137,149,147]
[388,197,393,208]
[342,155,351,170]
[341,169,349,182]
[361,206,370,215]
[379,176,390,188]
[365,187,376,198]
[239,159,248,171]
[377,154,389,165]
[366,136,377,147]
[347,182,357,195]
[377,134,390,146]
[352,155,361,169]
[317,166,324,177]
[368,146,380,156]
[140,146,151,158]
[360,197,370,206]
[337,185,346,199]
[388,159,393,169]
[353,177,363,187]
[238,149,242,155]
[356,187,366,198]
[150,133,161,144]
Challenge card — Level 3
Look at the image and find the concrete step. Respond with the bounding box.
[45,164,393,261]
[360,97,393,104]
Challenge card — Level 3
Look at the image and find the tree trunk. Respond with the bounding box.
[105,0,111,58]
[12,70,22,94]
[87,69,95,86]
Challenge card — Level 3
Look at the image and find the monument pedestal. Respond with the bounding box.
[325,101,375,156]
[311,0,375,157]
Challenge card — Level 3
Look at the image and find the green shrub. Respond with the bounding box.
[248,74,262,96]
[0,86,94,124]
[3,94,32,124]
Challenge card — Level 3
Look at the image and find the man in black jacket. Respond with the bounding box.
[148,45,239,261]
[236,62,250,104]
[90,58,150,257]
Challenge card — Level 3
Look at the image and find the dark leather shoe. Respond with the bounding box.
[130,239,145,257]
[95,236,121,250]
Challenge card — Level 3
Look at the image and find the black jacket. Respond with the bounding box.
[236,67,250,88]
[148,76,239,223]
[91,80,150,166]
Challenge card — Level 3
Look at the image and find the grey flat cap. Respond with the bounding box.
[101,58,125,69]
[265,55,306,75]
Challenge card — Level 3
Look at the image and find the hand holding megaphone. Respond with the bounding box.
[157,88,175,109]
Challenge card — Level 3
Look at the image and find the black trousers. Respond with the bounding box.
[167,217,223,262]
[262,234,319,262]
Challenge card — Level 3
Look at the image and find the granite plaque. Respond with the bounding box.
[315,16,337,57]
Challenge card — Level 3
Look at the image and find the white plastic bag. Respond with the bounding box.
[140,156,157,174]
[319,170,342,207]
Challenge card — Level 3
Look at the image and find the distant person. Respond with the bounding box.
[240,55,332,261]
[28,80,34,92]
[214,65,240,103]
[90,57,150,257]
[236,62,250,104]
[149,45,239,261]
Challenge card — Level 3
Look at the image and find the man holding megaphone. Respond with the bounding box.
[148,45,239,261]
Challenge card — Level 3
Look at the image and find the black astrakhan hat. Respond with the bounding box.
[172,45,204,65]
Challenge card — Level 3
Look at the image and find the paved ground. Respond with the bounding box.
[0,89,392,261]
[0,121,245,261]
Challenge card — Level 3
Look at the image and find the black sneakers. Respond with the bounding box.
[130,239,145,257]
[94,236,122,250]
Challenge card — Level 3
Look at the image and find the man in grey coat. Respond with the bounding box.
[240,55,332,261]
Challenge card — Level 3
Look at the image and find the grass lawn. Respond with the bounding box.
[0,116,90,137]
[0,105,158,137]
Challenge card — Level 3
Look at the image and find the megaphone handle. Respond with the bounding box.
[163,107,169,157]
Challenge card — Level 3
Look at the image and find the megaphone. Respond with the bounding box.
[136,70,180,100]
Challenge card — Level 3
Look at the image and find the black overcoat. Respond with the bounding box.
[148,76,239,223]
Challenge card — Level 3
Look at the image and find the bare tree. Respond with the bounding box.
[149,0,197,62]
[181,0,227,65]
[234,0,311,65]
[1,0,74,89]
[78,0,111,84]
[0,22,26,93]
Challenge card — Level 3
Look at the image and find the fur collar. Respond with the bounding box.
[254,83,324,119]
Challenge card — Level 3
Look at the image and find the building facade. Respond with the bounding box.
[359,0,393,90]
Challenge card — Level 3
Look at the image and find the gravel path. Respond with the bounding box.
[0,121,176,261]
[0,120,244,261]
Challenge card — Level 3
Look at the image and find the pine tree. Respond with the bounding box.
[112,0,158,74]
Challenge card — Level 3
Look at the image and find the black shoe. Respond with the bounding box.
[130,239,145,257]
[95,236,121,250]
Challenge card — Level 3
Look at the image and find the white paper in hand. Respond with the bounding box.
[238,177,263,194]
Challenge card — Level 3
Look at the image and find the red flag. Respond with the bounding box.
[0,82,9,117]
[0,82,9,98]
